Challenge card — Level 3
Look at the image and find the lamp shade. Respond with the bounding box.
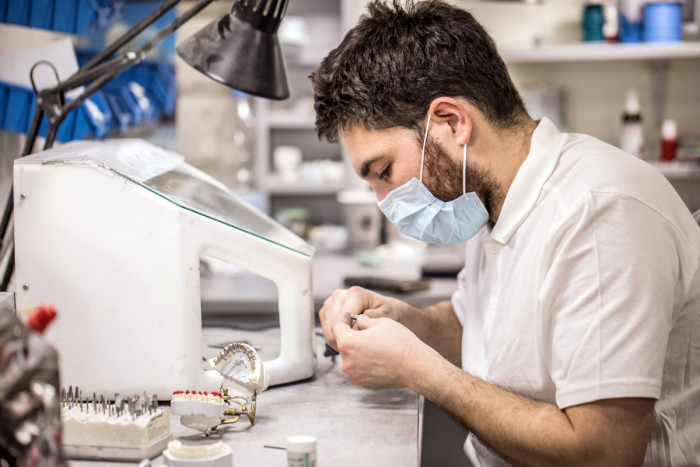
[176,0,290,100]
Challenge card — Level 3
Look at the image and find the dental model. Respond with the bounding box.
[210,343,269,400]
[171,343,269,435]
[170,391,226,418]
[163,440,232,466]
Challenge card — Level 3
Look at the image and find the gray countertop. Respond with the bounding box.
[169,361,422,467]
[69,331,422,467]
[66,249,461,465]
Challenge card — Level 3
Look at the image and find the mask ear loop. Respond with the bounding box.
[420,114,431,184]
[462,142,467,195]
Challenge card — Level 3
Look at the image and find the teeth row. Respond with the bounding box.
[212,343,258,371]
[167,440,230,459]
[171,390,223,403]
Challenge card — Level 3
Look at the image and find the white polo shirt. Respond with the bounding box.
[452,118,700,466]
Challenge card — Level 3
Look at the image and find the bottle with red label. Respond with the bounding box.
[661,119,678,163]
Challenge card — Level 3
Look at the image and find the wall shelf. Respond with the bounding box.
[502,41,700,63]
[268,182,348,196]
[502,40,700,135]
[650,161,700,179]
[254,0,354,223]
[266,112,316,129]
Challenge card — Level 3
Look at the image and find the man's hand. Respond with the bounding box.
[333,314,431,389]
[319,286,410,352]
[320,287,463,364]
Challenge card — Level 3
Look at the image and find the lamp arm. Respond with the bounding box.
[56,0,215,93]
[138,0,217,57]
[81,0,182,72]
[4,0,220,291]
[28,0,218,149]
[46,56,137,148]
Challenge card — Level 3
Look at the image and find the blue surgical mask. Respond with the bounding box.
[377,115,489,245]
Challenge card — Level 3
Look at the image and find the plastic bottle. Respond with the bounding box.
[661,119,678,162]
[601,0,619,42]
[286,435,317,467]
[619,0,645,43]
[620,89,644,158]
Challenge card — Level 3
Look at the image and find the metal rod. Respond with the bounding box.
[0,187,16,253]
[21,101,44,158]
[81,0,182,72]
[54,54,133,93]
[0,102,44,274]
[0,0,217,291]
[1,249,14,292]
[61,60,140,118]
[139,0,217,55]
[42,119,60,151]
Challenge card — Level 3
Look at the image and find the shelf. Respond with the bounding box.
[266,111,317,129]
[650,161,700,180]
[268,181,347,196]
[501,41,700,63]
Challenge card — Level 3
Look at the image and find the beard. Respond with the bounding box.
[422,136,499,223]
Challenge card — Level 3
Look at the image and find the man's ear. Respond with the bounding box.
[428,97,472,146]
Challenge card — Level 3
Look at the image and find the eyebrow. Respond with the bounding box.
[359,155,386,179]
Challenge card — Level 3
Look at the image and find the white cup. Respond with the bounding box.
[274,146,302,183]
[337,189,382,252]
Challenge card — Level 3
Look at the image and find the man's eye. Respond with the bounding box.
[379,165,391,180]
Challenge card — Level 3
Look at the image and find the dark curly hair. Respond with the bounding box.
[310,0,528,143]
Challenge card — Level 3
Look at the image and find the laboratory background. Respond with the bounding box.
[0,0,699,466]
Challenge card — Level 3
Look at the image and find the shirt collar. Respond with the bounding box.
[489,117,568,245]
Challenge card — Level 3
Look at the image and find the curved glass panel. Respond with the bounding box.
[24,139,314,257]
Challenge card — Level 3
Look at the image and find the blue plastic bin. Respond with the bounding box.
[0,80,112,141]
[0,0,120,35]
[0,2,7,23]
[74,50,175,133]
[29,0,54,30]
[3,83,35,134]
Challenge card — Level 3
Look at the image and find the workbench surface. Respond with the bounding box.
[69,332,422,467]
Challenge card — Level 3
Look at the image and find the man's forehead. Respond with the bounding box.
[339,125,420,177]
[339,124,415,151]
[339,126,391,171]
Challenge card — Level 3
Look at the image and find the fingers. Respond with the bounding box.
[354,314,376,330]
[320,288,366,350]
[320,291,346,350]
[332,312,355,343]
[320,287,390,351]
[361,308,381,319]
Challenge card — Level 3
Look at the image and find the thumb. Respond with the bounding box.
[355,314,378,330]
[362,308,381,318]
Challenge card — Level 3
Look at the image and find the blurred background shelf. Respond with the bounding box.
[253,0,357,223]
[502,41,700,62]
[265,112,317,129]
[268,182,348,196]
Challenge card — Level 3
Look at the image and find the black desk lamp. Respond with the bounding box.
[0,0,291,290]
[177,0,290,100]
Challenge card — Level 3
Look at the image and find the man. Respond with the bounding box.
[310,1,700,466]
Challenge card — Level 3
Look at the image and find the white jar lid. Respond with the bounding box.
[286,435,317,452]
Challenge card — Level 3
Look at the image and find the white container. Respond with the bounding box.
[286,435,317,467]
[274,146,303,183]
[620,89,644,158]
[337,189,382,252]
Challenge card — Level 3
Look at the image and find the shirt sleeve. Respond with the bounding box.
[540,191,685,409]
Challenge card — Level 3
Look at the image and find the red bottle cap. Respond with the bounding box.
[26,304,56,334]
